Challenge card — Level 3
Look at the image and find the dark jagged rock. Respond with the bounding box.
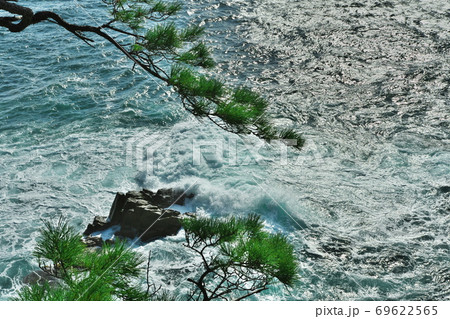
[437,186,450,194]
[84,188,193,242]
[117,208,184,242]
[184,212,197,219]
[83,216,109,235]
[82,236,104,248]
[82,236,115,248]
[106,188,190,225]
[23,270,60,287]
[108,192,128,225]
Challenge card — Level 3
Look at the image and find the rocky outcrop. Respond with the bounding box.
[23,270,60,287]
[82,235,115,248]
[84,188,193,243]
[83,216,109,235]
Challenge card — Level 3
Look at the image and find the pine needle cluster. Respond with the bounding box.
[182,214,298,300]
[14,218,150,301]
[103,0,303,148]
[15,214,298,301]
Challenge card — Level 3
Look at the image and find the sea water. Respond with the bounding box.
[0,0,448,300]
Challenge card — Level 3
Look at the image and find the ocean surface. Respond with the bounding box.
[0,0,449,300]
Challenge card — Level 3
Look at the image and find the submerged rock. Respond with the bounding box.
[84,188,193,243]
[437,186,450,194]
[82,235,115,249]
[23,270,60,287]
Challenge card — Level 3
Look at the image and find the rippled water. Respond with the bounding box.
[0,0,449,300]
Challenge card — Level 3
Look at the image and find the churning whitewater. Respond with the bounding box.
[0,0,449,300]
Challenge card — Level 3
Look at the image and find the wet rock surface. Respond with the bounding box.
[84,188,193,244]
[23,270,60,287]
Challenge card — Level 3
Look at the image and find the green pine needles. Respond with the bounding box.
[169,65,224,99]
[216,88,268,125]
[15,215,298,301]
[0,1,304,147]
[14,218,149,301]
[103,0,304,148]
[182,214,298,301]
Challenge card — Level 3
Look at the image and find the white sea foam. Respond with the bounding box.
[0,0,449,301]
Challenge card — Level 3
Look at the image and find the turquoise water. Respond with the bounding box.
[0,0,449,300]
